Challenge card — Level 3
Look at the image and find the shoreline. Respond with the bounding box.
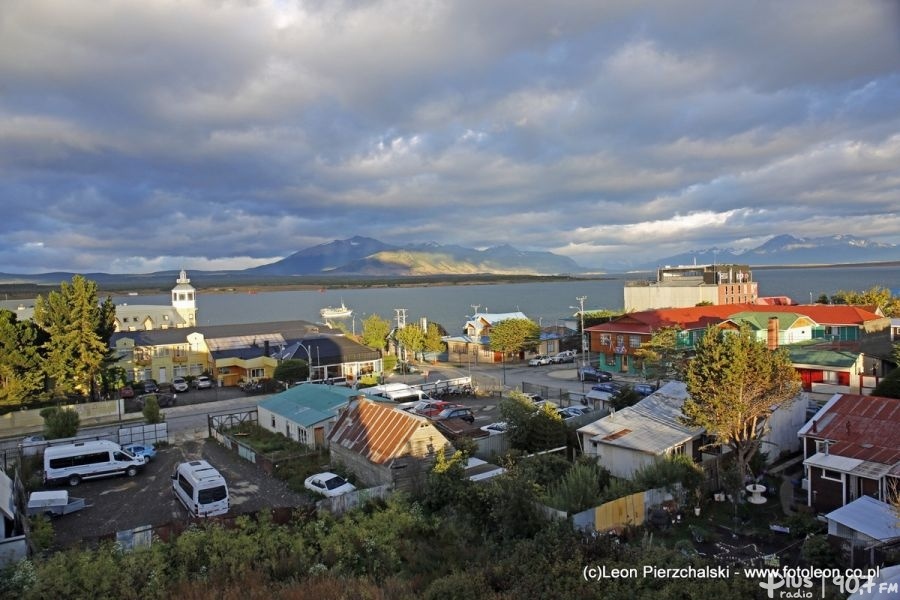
[0,260,898,301]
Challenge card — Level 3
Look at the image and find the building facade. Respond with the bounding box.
[624,264,758,311]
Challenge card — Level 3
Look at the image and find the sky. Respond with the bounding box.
[2,0,900,274]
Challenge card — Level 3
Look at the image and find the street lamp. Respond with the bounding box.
[297,341,312,383]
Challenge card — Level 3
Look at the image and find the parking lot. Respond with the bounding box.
[49,437,314,548]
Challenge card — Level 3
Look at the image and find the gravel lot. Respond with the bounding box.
[49,437,315,549]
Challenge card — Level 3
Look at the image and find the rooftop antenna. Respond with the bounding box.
[470,304,480,316]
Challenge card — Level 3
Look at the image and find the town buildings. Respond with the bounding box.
[624,263,758,311]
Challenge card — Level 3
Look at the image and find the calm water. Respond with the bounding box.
[81,264,900,330]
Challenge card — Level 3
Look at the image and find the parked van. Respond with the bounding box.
[362,383,432,409]
[171,460,229,518]
[44,440,145,486]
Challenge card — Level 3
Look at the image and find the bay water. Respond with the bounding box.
[103,264,900,331]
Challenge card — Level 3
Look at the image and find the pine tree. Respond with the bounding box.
[682,325,801,479]
[33,275,110,399]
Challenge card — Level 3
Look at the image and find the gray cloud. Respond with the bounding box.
[1,0,899,273]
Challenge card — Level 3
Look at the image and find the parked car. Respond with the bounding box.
[393,361,419,373]
[139,379,159,393]
[171,377,189,393]
[122,443,157,461]
[304,472,356,498]
[550,351,576,364]
[633,383,658,396]
[591,382,624,394]
[528,355,551,366]
[19,435,47,457]
[119,385,135,399]
[193,376,213,389]
[579,367,613,382]
[480,422,508,435]
[136,392,177,409]
[557,406,590,420]
[431,406,475,423]
[412,400,455,418]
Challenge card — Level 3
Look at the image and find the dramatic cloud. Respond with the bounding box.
[1,0,899,273]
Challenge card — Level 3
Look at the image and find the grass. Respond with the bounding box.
[221,422,361,497]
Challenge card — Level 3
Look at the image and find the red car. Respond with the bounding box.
[119,385,135,399]
[411,400,454,418]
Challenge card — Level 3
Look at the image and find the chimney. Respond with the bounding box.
[767,316,779,350]
[811,420,817,433]
[264,340,270,357]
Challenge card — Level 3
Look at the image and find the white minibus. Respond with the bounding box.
[362,383,431,408]
[43,440,145,486]
[171,460,229,518]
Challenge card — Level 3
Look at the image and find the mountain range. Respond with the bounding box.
[0,235,897,287]
[642,234,900,270]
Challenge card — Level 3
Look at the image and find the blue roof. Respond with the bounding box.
[258,384,359,427]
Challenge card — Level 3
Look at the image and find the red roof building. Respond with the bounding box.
[798,394,900,513]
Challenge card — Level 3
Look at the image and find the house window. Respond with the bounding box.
[629,335,641,348]
[821,469,842,482]
[271,415,276,428]
[670,443,686,456]
[286,422,292,439]
[600,334,611,346]
[249,368,265,379]
[298,428,308,444]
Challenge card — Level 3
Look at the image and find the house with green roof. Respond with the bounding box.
[258,384,362,448]
[723,311,816,346]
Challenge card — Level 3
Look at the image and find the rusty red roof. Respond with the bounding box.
[328,398,449,464]
[586,304,884,334]
[805,394,900,466]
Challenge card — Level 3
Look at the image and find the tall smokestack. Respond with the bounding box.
[767,316,779,350]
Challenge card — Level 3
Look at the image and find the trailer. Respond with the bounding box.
[26,490,89,517]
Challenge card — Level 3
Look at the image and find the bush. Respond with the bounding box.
[39,406,80,439]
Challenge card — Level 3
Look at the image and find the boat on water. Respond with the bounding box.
[320,301,353,319]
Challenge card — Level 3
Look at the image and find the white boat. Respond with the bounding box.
[320,301,353,319]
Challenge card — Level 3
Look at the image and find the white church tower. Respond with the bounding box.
[171,269,197,327]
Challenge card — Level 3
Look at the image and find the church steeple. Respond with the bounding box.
[171,269,197,326]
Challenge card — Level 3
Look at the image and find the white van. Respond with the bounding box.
[363,383,431,408]
[44,440,145,486]
[171,460,229,518]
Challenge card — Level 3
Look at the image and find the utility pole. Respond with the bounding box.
[577,296,587,393]
[394,308,407,380]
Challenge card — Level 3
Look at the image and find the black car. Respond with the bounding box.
[578,367,613,382]
[432,406,475,424]
[591,381,624,394]
[139,379,159,393]
[136,392,177,409]
[633,383,658,396]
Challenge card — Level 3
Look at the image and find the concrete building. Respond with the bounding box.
[624,263,758,311]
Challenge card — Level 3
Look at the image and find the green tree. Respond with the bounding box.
[273,359,309,386]
[33,276,110,399]
[608,386,641,411]
[633,325,689,387]
[40,406,80,439]
[872,364,900,399]
[423,322,446,357]
[545,462,605,513]
[489,318,540,385]
[360,314,391,351]
[500,391,567,452]
[682,325,801,479]
[0,310,48,407]
[395,323,425,362]
[142,395,163,424]
[830,285,900,316]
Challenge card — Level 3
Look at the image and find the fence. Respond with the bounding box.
[118,422,168,447]
[209,408,319,475]
[521,382,580,407]
[0,398,123,436]
[316,484,392,516]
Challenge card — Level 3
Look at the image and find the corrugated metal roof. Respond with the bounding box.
[825,496,900,542]
[804,394,900,466]
[258,385,359,427]
[328,398,450,464]
[578,381,702,454]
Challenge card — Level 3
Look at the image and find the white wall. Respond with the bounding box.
[762,393,808,462]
